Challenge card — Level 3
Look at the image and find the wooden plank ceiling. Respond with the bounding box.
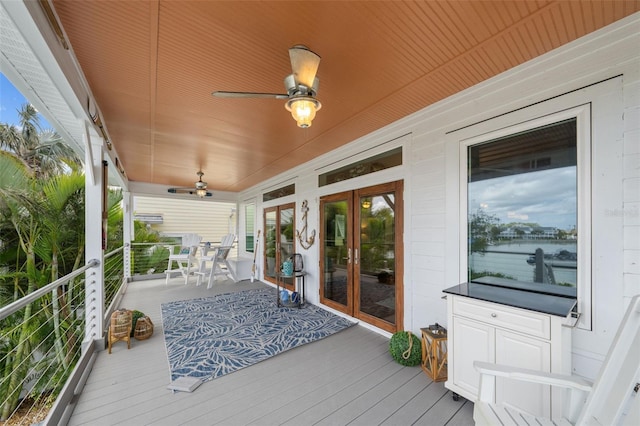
[51,1,639,193]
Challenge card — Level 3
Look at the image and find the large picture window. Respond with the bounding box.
[448,81,623,332]
[467,118,578,296]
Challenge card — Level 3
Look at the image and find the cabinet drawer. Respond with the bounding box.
[453,297,551,339]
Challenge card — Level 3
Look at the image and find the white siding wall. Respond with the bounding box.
[238,13,640,380]
[134,196,237,245]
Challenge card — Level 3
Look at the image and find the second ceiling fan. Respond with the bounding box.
[213,45,322,128]
[167,171,211,198]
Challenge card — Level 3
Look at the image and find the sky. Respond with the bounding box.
[468,166,577,231]
[0,72,51,128]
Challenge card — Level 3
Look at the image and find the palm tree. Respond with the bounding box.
[0,180,43,420]
[39,174,85,370]
[0,103,82,179]
[0,167,87,421]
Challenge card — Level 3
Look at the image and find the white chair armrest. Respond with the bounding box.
[474,361,592,391]
[474,361,593,421]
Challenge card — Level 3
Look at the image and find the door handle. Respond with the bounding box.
[355,248,359,265]
[348,248,352,264]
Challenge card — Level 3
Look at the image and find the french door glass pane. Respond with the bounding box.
[280,207,295,259]
[280,206,295,289]
[358,193,396,324]
[323,200,348,306]
[264,210,277,279]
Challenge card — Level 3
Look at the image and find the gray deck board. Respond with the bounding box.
[188,330,386,425]
[316,365,417,425]
[67,277,474,425]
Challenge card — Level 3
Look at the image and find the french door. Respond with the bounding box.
[264,203,296,291]
[320,181,403,333]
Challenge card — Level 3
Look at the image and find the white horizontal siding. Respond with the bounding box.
[133,196,236,245]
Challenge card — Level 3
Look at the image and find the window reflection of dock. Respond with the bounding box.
[526,248,577,284]
[469,246,577,288]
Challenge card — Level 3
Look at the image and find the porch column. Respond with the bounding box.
[123,191,133,279]
[83,122,105,347]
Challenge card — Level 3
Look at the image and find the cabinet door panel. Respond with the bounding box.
[452,317,494,398]
[495,329,551,418]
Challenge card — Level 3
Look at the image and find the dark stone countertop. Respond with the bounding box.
[443,281,577,317]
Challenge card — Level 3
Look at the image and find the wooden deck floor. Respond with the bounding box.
[67,276,474,426]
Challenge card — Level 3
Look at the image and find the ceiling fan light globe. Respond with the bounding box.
[195,188,208,198]
[286,97,321,128]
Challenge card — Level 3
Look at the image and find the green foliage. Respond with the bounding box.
[389,331,422,366]
[468,208,500,253]
[282,222,294,240]
[265,227,277,258]
[0,103,82,179]
[359,205,394,273]
[0,104,85,419]
[130,310,145,337]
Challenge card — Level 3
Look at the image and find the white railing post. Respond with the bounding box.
[123,190,133,279]
[84,121,105,346]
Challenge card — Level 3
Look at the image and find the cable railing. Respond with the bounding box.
[104,246,124,311]
[0,240,238,424]
[469,246,577,294]
[0,259,99,425]
[129,242,171,278]
[128,241,238,281]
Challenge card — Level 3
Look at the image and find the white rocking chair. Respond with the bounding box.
[195,234,235,288]
[164,233,202,285]
[474,294,640,426]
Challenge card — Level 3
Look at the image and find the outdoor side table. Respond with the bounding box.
[276,271,306,308]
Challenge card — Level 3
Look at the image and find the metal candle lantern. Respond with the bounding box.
[420,324,448,382]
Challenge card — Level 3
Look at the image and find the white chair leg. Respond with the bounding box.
[195,262,204,286]
[165,258,173,285]
[206,266,216,289]
[184,262,190,285]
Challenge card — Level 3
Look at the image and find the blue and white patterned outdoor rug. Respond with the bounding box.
[161,287,356,384]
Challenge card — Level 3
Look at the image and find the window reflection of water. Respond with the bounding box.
[470,241,577,286]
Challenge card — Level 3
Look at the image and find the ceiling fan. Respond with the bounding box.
[167,171,212,198]
[213,45,322,128]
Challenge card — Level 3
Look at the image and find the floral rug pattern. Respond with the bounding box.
[161,288,356,382]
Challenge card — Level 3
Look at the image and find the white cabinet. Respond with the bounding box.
[446,294,572,419]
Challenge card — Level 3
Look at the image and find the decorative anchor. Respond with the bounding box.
[296,200,316,250]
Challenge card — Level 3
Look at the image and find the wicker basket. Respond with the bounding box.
[134,316,154,340]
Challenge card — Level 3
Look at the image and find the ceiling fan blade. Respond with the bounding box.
[168,187,196,192]
[289,45,321,88]
[212,91,289,99]
[168,188,212,197]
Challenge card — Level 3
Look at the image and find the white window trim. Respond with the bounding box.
[446,102,593,330]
